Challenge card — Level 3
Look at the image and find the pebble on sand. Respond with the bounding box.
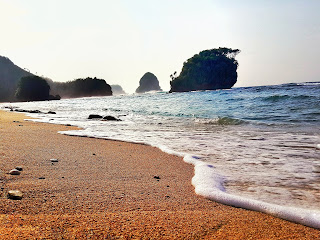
[7,190,23,200]
[50,159,59,162]
[15,166,23,171]
[9,169,21,175]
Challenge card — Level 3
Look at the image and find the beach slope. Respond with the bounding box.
[0,110,319,239]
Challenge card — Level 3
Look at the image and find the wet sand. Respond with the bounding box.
[0,110,319,239]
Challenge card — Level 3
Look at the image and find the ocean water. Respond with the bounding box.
[2,82,320,227]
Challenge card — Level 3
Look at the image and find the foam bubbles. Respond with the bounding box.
[184,155,320,229]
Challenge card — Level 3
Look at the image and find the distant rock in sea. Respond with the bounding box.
[170,47,240,92]
[111,85,126,95]
[136,72,162,93]
[88,114,103,119]
[103,115,121,121]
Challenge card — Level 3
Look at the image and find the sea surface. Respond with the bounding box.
[2,82,320,227]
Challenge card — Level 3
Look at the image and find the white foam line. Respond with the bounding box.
[185,155,320,229]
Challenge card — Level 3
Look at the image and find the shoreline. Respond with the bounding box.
[0,110,319,239]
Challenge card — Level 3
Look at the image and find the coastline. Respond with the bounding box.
[0,110,319,239]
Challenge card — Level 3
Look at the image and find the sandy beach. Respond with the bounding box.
[0,110,319,239]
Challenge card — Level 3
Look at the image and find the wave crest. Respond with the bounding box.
[263,94,312,102]
[195,117,245,125]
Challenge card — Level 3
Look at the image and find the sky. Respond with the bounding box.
[0,0,319,93]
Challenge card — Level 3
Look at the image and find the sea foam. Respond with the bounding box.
[148,144,320,229]
[183,155,320,229]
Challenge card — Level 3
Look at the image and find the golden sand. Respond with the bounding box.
[0,110,319,239]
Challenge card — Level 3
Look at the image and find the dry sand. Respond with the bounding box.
[0,109,319,239]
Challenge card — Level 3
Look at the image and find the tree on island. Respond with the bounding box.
[170,47,240,92]
[15,76,51,101]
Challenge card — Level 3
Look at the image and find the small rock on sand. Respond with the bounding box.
[15,166,23,171]
[50,159,59,163]
[9,169,21,175]
[7,190,23,200]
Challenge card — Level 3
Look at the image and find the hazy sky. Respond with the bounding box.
[1,0,319,93]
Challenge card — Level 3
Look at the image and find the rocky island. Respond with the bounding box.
[136,72,162,93]
[50,77,112,98]
[170,47,240,92]
[111,85,126,95]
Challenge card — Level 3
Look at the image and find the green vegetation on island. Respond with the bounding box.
[50,77,112,98]
[0,48,241,102]
[170,48,240,92]
[15,76,50,101]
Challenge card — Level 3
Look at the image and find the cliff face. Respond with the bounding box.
[0,56,32,101]
[136,72,162,93]
[170,48,240,92]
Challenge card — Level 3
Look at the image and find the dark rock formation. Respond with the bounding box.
[88,114,103,119]
[136,72,162,93]
[0,56,33,102]
[103,115,121,121]
[13,109,43,114]
[111,85,126,95]
[170,48,240,92]
[15,166,23,171]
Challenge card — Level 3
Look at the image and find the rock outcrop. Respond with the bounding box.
[88,114,103,119]
[136,72,162,93]
[170,48,240,92]
[111,85,126,95]
[103,115,121,121]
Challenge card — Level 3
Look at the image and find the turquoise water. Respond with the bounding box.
[2,82,320,227]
